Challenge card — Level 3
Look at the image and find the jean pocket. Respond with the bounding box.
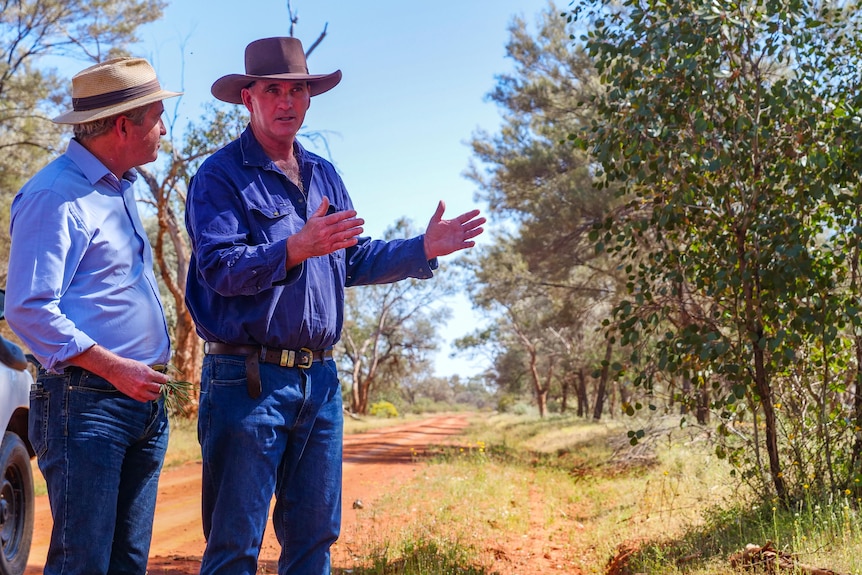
[70,370,118,393]
[28,388,49,458]
[209,356,248,389]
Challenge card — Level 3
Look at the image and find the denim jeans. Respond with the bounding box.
[29,368,169,575]
[198,354,343,575]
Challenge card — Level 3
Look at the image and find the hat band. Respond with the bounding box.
[72,79,162,112]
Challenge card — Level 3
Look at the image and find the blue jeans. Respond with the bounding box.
[198,354,343,575]
[29,368,169,575]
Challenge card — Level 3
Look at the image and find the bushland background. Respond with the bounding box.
[5,0,862,573]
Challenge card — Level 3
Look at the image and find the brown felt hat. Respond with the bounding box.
[211,37,342,104]
[53,57,182,125]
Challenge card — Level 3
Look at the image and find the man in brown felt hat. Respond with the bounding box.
[6,57,181,575]
[184,36,485,575]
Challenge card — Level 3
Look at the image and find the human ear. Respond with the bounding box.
[115,115,129,136]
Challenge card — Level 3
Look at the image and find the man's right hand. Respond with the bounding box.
[71,345,169,403]
[285,196,364,269]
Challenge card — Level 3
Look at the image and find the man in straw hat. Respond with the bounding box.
[184,36,485,574]
[6,57,181,575]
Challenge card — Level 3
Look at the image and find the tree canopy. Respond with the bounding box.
[0,0,166,286]
[573,0,862,502]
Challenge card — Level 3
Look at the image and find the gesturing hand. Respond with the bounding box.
[423,201,486,259]
[286,197,365,268]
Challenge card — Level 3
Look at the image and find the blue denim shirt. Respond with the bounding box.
[185,126,436,350]
[6,139,171,372]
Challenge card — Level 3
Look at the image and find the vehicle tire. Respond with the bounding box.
[0,432,33,575]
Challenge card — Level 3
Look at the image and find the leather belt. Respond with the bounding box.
[52,364,168,375]
[203,342,333,399]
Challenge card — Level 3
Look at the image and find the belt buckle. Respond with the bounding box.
[291,347,314,369]
[279,349,295,367]
[297,347,313,369]
[278,348,314,368]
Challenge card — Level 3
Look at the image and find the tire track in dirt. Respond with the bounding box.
[24,413,471,574]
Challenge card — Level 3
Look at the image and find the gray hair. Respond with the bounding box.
[73,103,152,141]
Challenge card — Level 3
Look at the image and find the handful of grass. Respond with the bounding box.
[158,365,197,413]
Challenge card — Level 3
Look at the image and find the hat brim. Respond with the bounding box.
[52,89,183,125]
[211,70,342,104]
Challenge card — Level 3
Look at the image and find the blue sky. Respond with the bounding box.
[131,0,554,378]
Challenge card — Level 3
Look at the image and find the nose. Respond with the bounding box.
[158,118,167,136]
[277,94,294,109]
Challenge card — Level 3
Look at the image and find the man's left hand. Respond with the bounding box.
[423,201,486,259]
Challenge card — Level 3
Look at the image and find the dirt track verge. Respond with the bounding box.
[24,413,472,575]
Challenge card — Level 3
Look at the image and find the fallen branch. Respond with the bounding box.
[729,542,849,575]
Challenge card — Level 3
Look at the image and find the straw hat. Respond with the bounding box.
[53,57,182,125]
[211,37,342,104]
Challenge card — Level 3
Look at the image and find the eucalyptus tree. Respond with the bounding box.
[337,218,453,415]
[0,0,166,285]
[464,3,626,416]
[458,244,617,417]
[135,104,248,412]
[467,3,609,279]
[476,249,559,417]
[574,0,862,502]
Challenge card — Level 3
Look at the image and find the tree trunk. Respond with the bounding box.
[576,367,589,418]
[536,387,548,417]
[850,210,862,495]
[138,166,201,417]
[738,222,786,502]
[593,338,613,420]
[618,379,629,413]
[696,375,710,424]
[527,349,547,417]
[753,344,786,501]
[607,374,616,419]
[680,373,691,415]
[560,373,570,413]
[351,356,380,415]
[352,377,371,415]
[510,323,554,418]
[350,360,364,414]
[171,308,203,417]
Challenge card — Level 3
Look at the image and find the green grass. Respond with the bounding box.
[334,538,493,575]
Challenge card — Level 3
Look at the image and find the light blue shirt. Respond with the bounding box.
[5,139,171,372]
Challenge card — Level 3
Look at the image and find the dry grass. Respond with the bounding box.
[340,412,862,575]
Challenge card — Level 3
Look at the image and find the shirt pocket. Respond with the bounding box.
[247,199,300,244]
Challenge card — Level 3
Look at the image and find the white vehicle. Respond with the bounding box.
[0,289,35,575]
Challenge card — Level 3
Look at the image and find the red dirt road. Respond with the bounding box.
[23,413,471,574]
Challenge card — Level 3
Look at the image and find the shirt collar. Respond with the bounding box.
[239,125,317,170]
[65,138,138,190]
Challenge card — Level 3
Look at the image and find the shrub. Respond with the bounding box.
[370,400,399,418]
